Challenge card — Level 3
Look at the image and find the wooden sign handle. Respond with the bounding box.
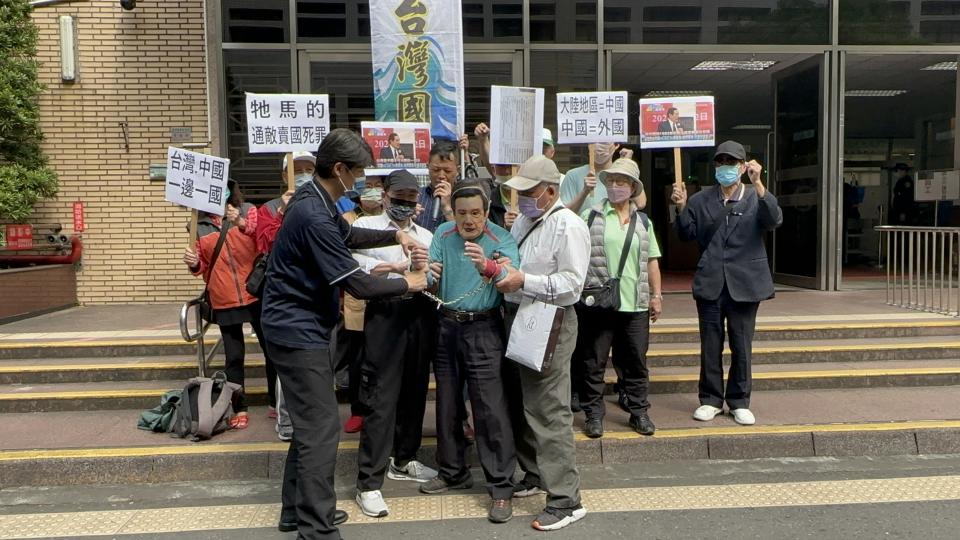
[510,165,519,212]
[673,147,683,187]
[186,209,198,250]
[588,143,596,174]
[286,152,295,192]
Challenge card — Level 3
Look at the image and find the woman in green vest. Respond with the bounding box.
[573,158,663,439]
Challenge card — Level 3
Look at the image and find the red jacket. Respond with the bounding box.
[193,208,260,310]
[256,198,284,254]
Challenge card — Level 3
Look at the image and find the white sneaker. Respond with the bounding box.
[731,408,756,425]
[356,490,389,518]
[387,458,438,483]
[693,405,723,421]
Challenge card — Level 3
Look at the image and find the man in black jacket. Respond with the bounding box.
[261,129,427,540]
[671,140,782,426]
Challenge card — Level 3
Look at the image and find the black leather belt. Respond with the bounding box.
[439,306,499,323]
[373,293,417,304]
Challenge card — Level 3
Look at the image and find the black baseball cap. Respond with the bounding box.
[383,169,420,192]
[713,140,746,162]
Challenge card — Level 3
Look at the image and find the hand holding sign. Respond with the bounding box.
[671,182,688,209]
[183,248,200,270]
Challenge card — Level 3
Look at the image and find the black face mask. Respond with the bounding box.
[386,197,418,221]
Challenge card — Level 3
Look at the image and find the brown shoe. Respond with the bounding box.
[488,498,513,523]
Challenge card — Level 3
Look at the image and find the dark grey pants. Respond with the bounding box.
[267,342,342,540]
[575,306,651,420]
[695,286,760,410]
[356,296,435,492]
[434,314,516,500]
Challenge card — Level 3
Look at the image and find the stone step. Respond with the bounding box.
[1,319,956,360]
[1,386,959,486]
[2,337,958,385]
[1,359,958,413]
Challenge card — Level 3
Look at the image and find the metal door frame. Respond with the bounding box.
[771,52,831,290]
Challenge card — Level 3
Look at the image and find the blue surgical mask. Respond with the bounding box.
[715,165,741,187]
[294,173,313,189]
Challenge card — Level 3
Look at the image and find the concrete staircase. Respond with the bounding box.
[0,304,958,488]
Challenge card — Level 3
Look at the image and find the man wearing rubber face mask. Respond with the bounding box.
[497,155,591,532]
[671,140,782,427]
[350,169,439,519]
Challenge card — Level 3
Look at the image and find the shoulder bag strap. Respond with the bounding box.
[203,220,231,284]
[586,209,600,229]
[614,212,638,278]
[518,206,565,248]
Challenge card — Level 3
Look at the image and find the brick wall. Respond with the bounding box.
[23,1,210,304]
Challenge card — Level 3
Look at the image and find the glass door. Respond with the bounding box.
[771,54,829,289]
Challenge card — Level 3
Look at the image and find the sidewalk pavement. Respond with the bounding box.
[0,290,951,343]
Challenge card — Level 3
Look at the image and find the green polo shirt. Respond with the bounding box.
[581,202,661,313]
[428,221,521,312]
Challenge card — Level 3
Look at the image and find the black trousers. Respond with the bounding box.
[267,342,342,540]
[695,286,760,410]
[435,315,516,500]
[332,321,365,417]
[574,306,651,420]
[501,302,541,489]
[356,296,436,492]
[220,306,277,412]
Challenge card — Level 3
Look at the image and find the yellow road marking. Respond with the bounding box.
[1,341,958,373]
[2,420,959,462]
[1,319,957,348]
[3,475,960,536]
[0,386,271,400]
[0,361,244,373]
[3,366,959,400]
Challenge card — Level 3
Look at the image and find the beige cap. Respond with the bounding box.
[282,151,316,171]
[598,158,641,188]
[504,155,563,192]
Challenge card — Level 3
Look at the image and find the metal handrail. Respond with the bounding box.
[178,296,222,377]
[875,226,960,317]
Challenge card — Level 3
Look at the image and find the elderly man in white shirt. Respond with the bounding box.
[350,169,437,519]
[496,155,591,532]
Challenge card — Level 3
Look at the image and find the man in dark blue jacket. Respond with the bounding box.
[671,140,782,426]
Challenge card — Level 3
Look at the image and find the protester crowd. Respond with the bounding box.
[183,126,782,540]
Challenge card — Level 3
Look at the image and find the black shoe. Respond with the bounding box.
[278,509,348,532]
[584,418,603,439]
[570,392,582,413]
[629,412,656,436]
[618,390,630,413]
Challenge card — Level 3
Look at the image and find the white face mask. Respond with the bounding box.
[494,175,511,186]
[294,172,313,189]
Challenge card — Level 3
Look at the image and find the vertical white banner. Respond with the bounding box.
[370,0,464,141]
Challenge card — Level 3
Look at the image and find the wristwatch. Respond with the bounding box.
[651,294,663,300]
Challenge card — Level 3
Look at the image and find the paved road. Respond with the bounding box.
[4,455,960,539]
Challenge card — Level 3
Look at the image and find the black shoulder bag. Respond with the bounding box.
[579,211,639,311]
[196,222,230,323]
